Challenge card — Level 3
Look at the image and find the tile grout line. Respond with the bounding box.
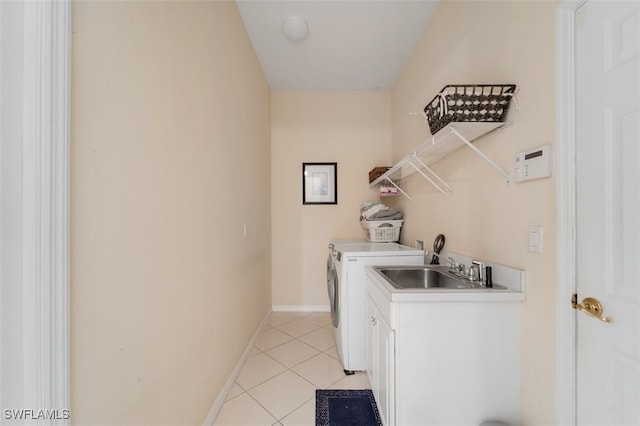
[246,335,318,423]
[256,320,340,422]
[216,313,339,425]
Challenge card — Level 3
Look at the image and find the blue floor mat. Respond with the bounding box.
[315,389,382,426]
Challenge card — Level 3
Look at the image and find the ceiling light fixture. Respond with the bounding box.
[282,16,309,41]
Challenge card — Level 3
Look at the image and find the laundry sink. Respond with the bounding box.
[375,265,498,290]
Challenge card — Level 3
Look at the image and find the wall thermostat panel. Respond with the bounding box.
[515,145,552,182]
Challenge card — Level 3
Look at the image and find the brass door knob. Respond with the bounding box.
[572,294,613,323]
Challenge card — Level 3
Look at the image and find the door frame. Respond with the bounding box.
[555,1,585,425]
[0,0,71,417]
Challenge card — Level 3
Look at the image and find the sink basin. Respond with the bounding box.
[376,266,492,290]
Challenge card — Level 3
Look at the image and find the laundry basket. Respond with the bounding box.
[361,220,403,242]
[368,166,391,184]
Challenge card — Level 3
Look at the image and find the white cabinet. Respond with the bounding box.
[366,297,376,387]
[366,268,522,426]
[367,297,395,426]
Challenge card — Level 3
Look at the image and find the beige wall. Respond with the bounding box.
[271,92,392,307]
[391,1,558,424]
[71,0,559,423]
[71,1,271,424]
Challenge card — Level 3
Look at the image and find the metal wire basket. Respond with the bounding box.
[423,84,517,135]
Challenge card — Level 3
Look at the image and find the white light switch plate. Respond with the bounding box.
[528,226,543,253]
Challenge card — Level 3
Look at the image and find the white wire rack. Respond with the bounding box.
[369,121,512,200]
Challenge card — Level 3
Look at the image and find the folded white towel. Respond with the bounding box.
[362,203,386,219]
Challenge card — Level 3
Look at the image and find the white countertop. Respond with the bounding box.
[365,254,526,303]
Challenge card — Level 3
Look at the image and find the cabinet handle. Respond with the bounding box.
[371,316,377,326]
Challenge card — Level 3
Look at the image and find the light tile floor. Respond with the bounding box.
[213,311,371,426]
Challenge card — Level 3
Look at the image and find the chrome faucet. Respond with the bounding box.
[447,256,458,269]
[448,257,465,276]
[471,259,485,284]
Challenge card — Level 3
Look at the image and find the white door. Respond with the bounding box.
[575,0,639,423]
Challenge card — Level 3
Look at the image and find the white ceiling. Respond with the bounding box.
[236,1,440,91]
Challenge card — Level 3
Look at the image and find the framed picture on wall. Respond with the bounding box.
[302,162,337,205]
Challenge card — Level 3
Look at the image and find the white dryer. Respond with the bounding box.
[327,240,424,373]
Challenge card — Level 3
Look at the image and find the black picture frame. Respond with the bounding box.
[302,162,337,205]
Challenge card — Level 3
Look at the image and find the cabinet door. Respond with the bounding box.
[366,297,377,395]
[376,314,395,426]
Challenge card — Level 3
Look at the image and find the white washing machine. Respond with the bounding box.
[327,240,424,373]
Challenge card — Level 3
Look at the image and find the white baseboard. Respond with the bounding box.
[202,309,272,426]
[272,305,330,313]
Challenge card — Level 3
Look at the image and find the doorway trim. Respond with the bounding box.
[555,1,584,425]
[22,0,71,414]
[0,0,71,416]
